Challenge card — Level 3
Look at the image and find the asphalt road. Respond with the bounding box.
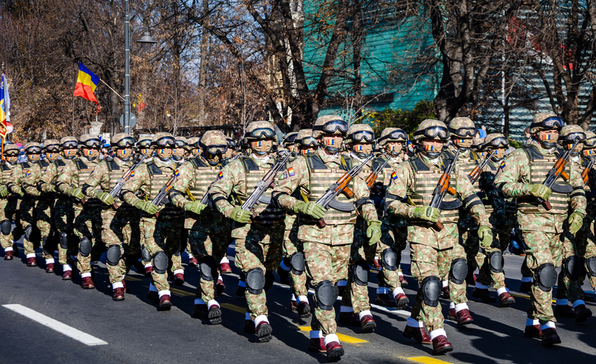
[1,243,595,364]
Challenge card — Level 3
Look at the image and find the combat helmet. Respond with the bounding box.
[112,133,136,149]
[448,117,476,138]
[79,134,101,149]
[377,128,407,146]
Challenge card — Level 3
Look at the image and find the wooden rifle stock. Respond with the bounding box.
[317,175,354,228]
[433,221,444,231]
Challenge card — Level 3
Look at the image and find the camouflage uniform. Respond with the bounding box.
[170,130,230,323]
[495,115,586,345]
[136,136,155,275]
[122,133,184,310]
[0,145,22,259]
[273,116,380,360]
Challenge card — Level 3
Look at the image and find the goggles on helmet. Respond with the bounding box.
[349,130,375,143]
[584,137,596,149]
[203,144,228,156]
[298,136,318,147]
[61,141,78,149]
[175,139,188,148]
[377,130,408,143]
[486,137,508,149]
[5,151,18,157]
[284,133,297,144]
[45,145,60,153]
[114,137,135,148]
[560,132,586,143]
[137,140,152,148]
[26,146,42,154]
[313,120,348,135]
[449,127,476,138]
[247,128,275,140]
[82,139,101,149]
[533,116,565,130]
[154,136,176,148]
[414,126,449,140]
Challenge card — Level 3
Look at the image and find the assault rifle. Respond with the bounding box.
[535,138,579,210]
[428,148,461,231]
[581,158,596,186]
[241,152,292,216]
[194,154,242,205]
[316,154,374,228]
[109,156,145,199]
[152,170,179,216]
[365,155,390,190]
[468,150,496,184]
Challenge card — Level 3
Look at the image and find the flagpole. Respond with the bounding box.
[99,79,125,101]
[124,0,131,135]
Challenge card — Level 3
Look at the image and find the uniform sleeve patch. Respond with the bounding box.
[218,171,224,179]
[129,171,134,178]
[391,172,398,180]
[174,169,180,177]
[288,167,295,177]
[25,170,31,177]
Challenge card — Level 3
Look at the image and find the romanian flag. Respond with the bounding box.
[0,73,9,138]
[73,62,99,105]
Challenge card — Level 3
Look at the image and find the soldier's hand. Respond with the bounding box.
[69,187,85,200]
[568,211,584,236]
[185,201,207,215]
[98,192,115,206]
[293,201,326,220]
[0,186,8,198]
[366,220,382,245]
[524,184,551,200]
[411,206,440,223]
[478,225,493,248]
[230,206,252,224]
[135,200,159,215]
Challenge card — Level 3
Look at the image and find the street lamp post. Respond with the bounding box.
[124,0,156,135]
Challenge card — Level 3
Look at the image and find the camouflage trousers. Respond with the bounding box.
[234,221,284,320]
[304,224,353,336]
[73,206,106,281]
[53,198,77,266]
[475,216,515,289]
[0,197,19,250]
[143,216,184,293]
[463,227,506,291]
[188,215,230,303]
[20,196,53,260]
[520,229,565,323]
[409,223,466,333]
[283,223,308,299]
[574,212,596,291]
[555,226,590,305]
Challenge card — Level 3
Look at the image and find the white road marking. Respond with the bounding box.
[3,304,108,346]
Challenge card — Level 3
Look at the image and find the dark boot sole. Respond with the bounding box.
[256,323,273,342]
[327,348,344,362]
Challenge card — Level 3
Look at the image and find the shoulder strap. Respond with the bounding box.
[147,161,163,176]
[409,156,430,172]
[240,156,259,171]
[522,145,542,161]
[106,159,120,171]
[55,159,66,167]
[75,159,88,170]
[340,155,352,171]
[190,157,208,168]
[305,154,327,171]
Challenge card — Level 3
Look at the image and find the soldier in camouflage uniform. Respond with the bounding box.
[0,144,22,260]
[20,142,54,269]
[122,132,185,310]
[370,128,410,309]
[77,133,142,300]
[495,113,586,346]
[470,133,516,306]
[219,136,238,274]
[136,135,154,276]
[551,125,593,322]
[170,130,230,324]
[386,119,492,355]
[277,130,311,318]
[338,123,379,332]
[210,121,286,342]
[69,135,103,289]
[577,131,596,301]
[273,116,382,362]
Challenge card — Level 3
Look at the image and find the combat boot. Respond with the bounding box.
[399,274,409,287]
[45,263,55,273]
[216,277,226,296]
[573,304,592,323]
[3,251,12,260]
[451,307,474,326]
[440,285,449,298]
[173,272,185,285]
[26,257,37,267]
[207,300,222,325]
[554,304,575,318]
[338,311,360,327]
[254,315,273,342]
[297,301,311,319]
[394,292,409,309]
[158,294,172,311]
[541,328,561,346]
[374,293,395,307]
[308,330,326,353]
[472,288,496,303]
[188,256,198,267]
[289,299,298,312]
[372,256,382,270]
[431,334,453,355]
[402,323,431,344]
[220,259,232,273]
[324,335,344,362]
[359,312,376,333]
[81,277,95,289]
[62,266,72,280]
[113,288,125,301]
[144,264,153,277]
[498,291,516,307]
[523,323,542,338]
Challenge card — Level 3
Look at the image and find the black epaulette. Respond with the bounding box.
[190,157,208,168]
[304,154,327,170]
[106,158,120,171]
[146,161,163,176]
[40,160,50,168]
[372,156,388,171]
[1,161,9,171]
[75,159,88,170]
[409,156,430,172]
[54,159,66,167]
[22,162,31,169]
[240,156,259,171]
[522,145,543,161]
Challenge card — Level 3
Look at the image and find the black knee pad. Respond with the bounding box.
[246,268,265,295]
[1,220,11,235]
[141,246,151,263]
[488,251,504,273]
[199,256,216,281]
[449,258,467,285]
[381,248,398,271]
[536,263,557,292]
[290,252,305,275]
[24,225,33,241]
[564,255,582,280]
[79,237,92,257]
[586,257,596,278]
[315,280,338,311]
[106,244,121,266]
[265,270,275,292]
[352,259,369,286]
[153,251,169,274]
[59,232,69,249]
[421,276,441,307]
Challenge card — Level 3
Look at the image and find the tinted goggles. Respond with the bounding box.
[44,145,60,153]
[61,141,78,149]
[414,126,449,140]
[154,137,176,148]
[82,139,101,148]
[204,145,228,156]
[449,127,476,138]
[26,146,42,154]
[534,116,565,130]
[486,137,508,149]
[284,133,297,144]
[313,120,348,135]
[175,140,188,148]
[247,128,275,140]
[584,137,596,148]
[137,140,152,148]
[560,132,586,143]
[378,130,408,143]
[349,130,375,143]
[298,137,318,147]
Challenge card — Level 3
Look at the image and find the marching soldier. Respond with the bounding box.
[136,135,154,276]
[273,115,381,361]
[0,144,22,260]
[495,114,586,346]
[121,132,185,310]
[210,121,287,343]
[385,119,492,355]
[577,131,596,300]
[171,130,230,324]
